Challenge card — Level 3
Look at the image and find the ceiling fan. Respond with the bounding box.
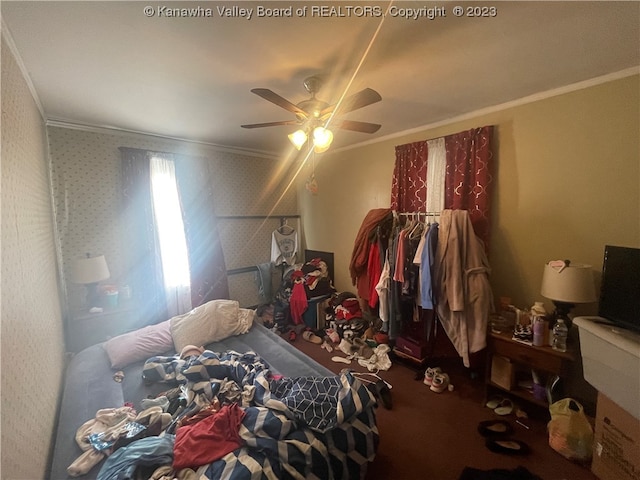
[241,76,382,138]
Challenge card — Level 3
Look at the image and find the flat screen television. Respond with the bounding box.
[598,245,640,334]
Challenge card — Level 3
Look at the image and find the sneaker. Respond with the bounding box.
[430,372,450,393]
[423,367,442,386]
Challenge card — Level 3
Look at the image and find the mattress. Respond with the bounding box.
[50,322,377,479]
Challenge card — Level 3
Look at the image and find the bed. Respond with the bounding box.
[50,300,379,479]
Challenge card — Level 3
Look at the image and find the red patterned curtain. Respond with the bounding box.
[390,141,428,212]
[444,126,494,250]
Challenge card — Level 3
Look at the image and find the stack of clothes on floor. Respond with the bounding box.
[258,290,395,411]
[256,257,335,337]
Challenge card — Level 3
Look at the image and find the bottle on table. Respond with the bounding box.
[552,318,568,352]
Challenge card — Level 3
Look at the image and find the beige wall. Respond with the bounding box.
[1,37,66,479]
[299,74,640,314]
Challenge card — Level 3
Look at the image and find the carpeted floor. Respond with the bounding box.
[289,336,598,480]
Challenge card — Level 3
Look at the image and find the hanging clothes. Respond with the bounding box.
[255,262,273,304]
[433,209,492,368]
[386,216,407,340]
[392,227,408,283]
[375,250,391,327]
[367,240,383,308]
[271,224,298,266]
[418,221,439,310]
[349,208,393,301]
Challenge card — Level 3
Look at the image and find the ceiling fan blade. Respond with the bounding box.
[321,88,382,117]
[241,120,300,129]
[334,120,381,134]
[251,88,308,117]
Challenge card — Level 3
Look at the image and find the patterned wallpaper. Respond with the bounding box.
[48,127,299,312]
[2,31,299,478]
[1,36,66,479]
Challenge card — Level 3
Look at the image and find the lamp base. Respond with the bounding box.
[85,282,101,309]
[550,300,575,329]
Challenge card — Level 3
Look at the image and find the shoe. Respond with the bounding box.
[485,438,530,455]
[477,420,513,437]
[494,398,514,416]
[430,372,450,393]
[485,396,505,409]
[423,367,442,386]
[366,379,393,410]
[302,330,323,344]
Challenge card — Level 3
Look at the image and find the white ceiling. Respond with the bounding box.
[3,1,639,155]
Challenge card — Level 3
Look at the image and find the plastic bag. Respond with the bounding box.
[547,398,593,462]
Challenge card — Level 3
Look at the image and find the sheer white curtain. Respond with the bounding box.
[150,156,192,317]
[426,137,446,213]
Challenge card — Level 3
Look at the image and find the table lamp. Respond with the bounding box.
[71,254,110,308]
[540,260,597,329]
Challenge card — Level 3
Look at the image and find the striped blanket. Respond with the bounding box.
[141,350,379,479]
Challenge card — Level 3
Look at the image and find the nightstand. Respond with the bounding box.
[485,330,575,409]
[67,304,140,353]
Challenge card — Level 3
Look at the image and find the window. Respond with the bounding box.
[150,156,192,315]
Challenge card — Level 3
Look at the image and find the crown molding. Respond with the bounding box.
[334,66,640,153]
[1,18,46,121]
[45,119,279,160]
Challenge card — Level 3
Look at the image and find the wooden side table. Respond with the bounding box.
[485,330,575,409]
[67,303,140,353]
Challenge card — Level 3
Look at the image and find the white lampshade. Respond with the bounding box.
[288,129,308,150]
[71,254,110,284]
[540,262,597,304]
[312,126,333,153]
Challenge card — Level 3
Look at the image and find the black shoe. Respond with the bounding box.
[366,379,393,410]
[477,419,513,437]
[485,438,530,455]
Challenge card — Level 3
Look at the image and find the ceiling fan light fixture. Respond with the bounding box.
[288,129,308,150]
[312,126,333,151]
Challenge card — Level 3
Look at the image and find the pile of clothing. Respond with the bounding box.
[320,292,391,371]
[257,258,335,333]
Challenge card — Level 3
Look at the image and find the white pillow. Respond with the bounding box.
[103,320,173,369]
[170,299,254,352]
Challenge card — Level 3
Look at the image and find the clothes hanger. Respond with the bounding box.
[277,219,294,234]
[409,213,424,238]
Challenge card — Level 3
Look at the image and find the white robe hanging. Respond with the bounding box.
[434,209,492,367]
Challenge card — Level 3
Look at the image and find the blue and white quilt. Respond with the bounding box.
[136,350,379,479]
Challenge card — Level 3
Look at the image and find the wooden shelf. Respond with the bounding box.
[485,330,575,411]
[486,380,548,408]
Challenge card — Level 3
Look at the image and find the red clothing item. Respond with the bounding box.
[289,281,308,325]
[349,209,392,287]
[393,229,407,283]
[367,241,382,308]
[335,298,362,320]
[173,403,246,470]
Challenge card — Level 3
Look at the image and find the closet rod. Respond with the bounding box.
[396,211,441,216]
[227,265,259,275]
[217,214,300,220]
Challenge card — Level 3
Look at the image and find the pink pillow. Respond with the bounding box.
[103,320,173,369]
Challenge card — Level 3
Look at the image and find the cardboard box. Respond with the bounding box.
[490,355,515,390]
[302,295,331,329]
[395,335,428,360]
[592,392,640,480]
